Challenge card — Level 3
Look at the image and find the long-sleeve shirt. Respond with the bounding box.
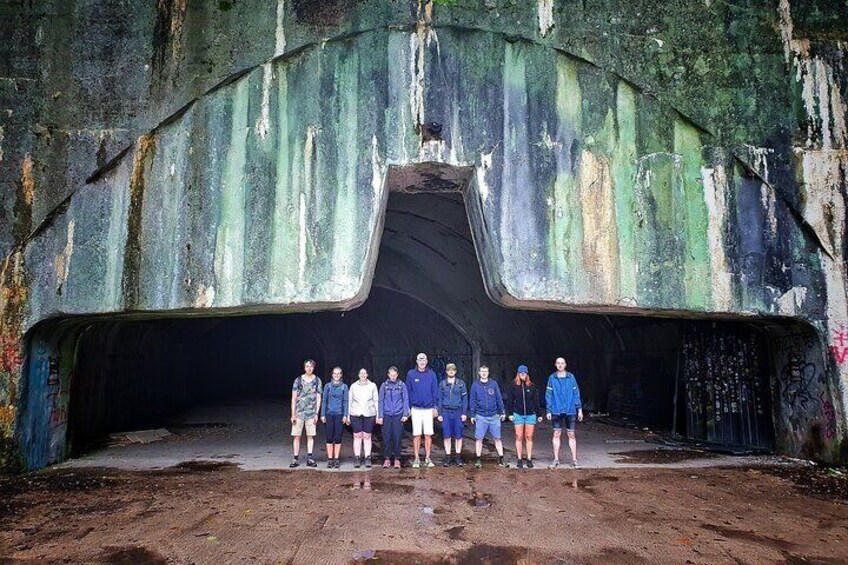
[437,378,468,415]
[349,380,379,417]
[545,372,582,415]
[505,381,542,417]
[379,379,410,418]
[469,379,505,418]
[321,381,349,419]
[406,368,439,409]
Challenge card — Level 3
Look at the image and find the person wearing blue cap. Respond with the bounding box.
[506,364,543,468]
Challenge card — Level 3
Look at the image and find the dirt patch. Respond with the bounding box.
[701,523,796,551]
[612,448,719,464]
[366,545,543,564]
[761,464,848,501]
[100,545,167,565]
[444,525,465,540]
[167,460,239,473]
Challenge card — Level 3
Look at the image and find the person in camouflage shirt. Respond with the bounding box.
[290,359,322,468]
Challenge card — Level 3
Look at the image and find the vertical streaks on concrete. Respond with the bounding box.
[270,64,294,299]
[701,163,732,311]
[121,134,156,310]
[13,155,35,246]
[579,150,618,302]
[213,79,250,307]
[674,119,711,309]
[612,82,637,302]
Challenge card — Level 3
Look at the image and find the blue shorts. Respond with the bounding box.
[512,413,538,426]
[441,410,464,439]
[474,414,502,440]
[551,414,577,431]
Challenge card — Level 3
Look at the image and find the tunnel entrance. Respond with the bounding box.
[28,172,822,469]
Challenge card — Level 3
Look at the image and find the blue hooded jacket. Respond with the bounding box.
[321,380,349,419]
[437,377,468,415]
[545,371,582,415]
[469,379,505,418]
[379,378,410,418]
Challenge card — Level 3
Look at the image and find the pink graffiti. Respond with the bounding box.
[829,325,848,364]
[820,392,837,440]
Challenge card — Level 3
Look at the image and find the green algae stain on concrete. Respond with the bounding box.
[549,55,584,297]
[270,63,296,300]
[612,81,638,302]
[674,118,711,310]
[213,77,250,307]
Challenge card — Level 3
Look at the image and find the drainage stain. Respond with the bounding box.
[169,461,239,473]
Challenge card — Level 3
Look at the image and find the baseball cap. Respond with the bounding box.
[517,364,528,373]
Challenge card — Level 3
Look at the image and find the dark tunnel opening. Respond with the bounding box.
[44,185,820,461]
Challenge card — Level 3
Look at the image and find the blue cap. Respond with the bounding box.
[517,365,528,374]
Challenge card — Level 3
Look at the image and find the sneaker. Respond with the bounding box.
[306,457,317,468]
[289,459,300,468]
[425,458,435,468]
[526,459,534,468]
[443,457,452,467]
[383,458,391,468]
[412,458,421,469]
[354,458,361,469]
[474,458,483,469]
[327,460,334,469]
[498,458,510,468]
[455,456,464,467]
[394,459,402,469]
[365,458,372,469]
[548,459,560,469]
[572,460,580,469]
[333,459,340,468]
[516,458,524,469]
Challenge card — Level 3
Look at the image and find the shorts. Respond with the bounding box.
[474,414,502,440]
[325,414,344,444]
[551,414,577,431]
[440,410,464,439]
[350,415,376,434]
[512,413,538,426]
[292,417,317,437]
[410,407,435,436]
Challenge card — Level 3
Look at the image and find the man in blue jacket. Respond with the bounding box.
[469,365,508,468]
[406,352,439,468]
[437,363,468,467]
[545,357,584,468]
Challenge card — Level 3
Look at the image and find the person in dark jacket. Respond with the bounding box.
[377,366,409,469]
[468,365,508,468]
[545,357,584,468]
[506,365,543,468]
[406,353,439,468]
[320,366,349,469]
[436,363,468,467]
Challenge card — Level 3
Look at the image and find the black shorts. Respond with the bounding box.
[551,414,577,431]
[325,414,344,444]
[350,415,376,434]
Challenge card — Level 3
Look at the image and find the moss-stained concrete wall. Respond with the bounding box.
[1,0,847,470]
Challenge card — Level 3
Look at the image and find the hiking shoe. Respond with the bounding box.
[354,458,361,469]
[455,456,464,467]
[306,458,317,468]
[572,460,580,469]
[425,458,435,468]
[498,458,510,468]
[516,458,524,469]
[548,459,560,469]
[289,459,300,468]
[443,457,452,467]
[526,459,534,468]
[365,458,372,469]
[412,458,421,469]
[394,459,402,469]
[383,458,391,468]
[474,458,483,469]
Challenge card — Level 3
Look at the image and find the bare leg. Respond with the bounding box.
[475,439,483,457]
[363,433,372,457]
[443,437,452,455]
[567,430,577,462]
[424,435,432,459]
[455,438,463,456]
[306,436,314,455]
[525,425,535,459]
[514,424,525,459]
[552,430,562,461]
[353,432,362,457]
[494,439,504,457]
[293,436,301,457]
[325,443,332,457]
[413,435,421,460]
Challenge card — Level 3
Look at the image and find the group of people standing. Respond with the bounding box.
[288,353,584,470]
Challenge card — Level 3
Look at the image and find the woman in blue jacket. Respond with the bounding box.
[320,366,349,469]
[377,366,409,468]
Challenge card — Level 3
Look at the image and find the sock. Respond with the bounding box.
[307,453,313,457]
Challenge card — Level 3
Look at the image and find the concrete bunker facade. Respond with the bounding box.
[0,0,847,471]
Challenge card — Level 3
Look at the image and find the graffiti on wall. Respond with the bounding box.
[829,324,848,364]
[0,334,22,376]
[46,356,68,430]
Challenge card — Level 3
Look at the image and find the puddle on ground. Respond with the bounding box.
[352,478,373,491]
[168,461,239,473]
[612,449,718,464]
[360,482,415,494]
[445,525,465,540]
[468,492,492,508]
[100,545,167,565]
[363,545,538,564]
